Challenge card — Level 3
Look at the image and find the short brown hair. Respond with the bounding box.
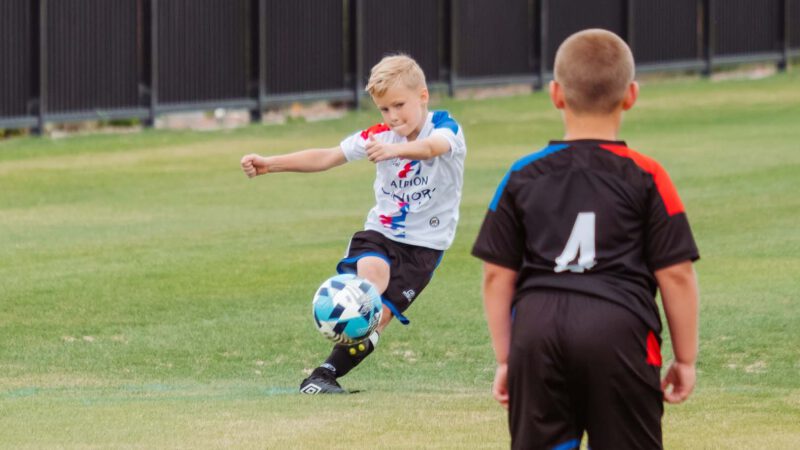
[554,29,635,114]
[365,54,426,97]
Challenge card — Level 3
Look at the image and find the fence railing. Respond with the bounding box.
[1,0,797,133]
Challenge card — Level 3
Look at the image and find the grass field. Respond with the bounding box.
[1,71,799,448]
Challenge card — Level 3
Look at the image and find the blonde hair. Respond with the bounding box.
[554,29,635,114]
[365,54,426,97]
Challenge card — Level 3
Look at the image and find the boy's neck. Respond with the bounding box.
[407,107,429,141]
[561,108,623,142]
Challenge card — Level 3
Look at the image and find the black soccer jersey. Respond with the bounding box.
[472,140,699,332]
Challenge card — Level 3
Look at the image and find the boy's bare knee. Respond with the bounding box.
[357,256,390,293]
[377,305,394,333]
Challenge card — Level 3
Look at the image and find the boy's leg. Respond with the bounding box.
[567,298,663,450]
[319,256,391,379]
[511,291,663,449]
[301,256,391,394]
[356,255,390,294]
[361,255,396,333]
[508,293,584,450]
[302,230,440,394]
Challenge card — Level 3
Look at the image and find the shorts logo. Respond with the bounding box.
[403,289,416,301]
[300,384,322,394]
[429,217,440,228]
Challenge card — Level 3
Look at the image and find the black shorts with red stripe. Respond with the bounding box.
[508,289,664,450]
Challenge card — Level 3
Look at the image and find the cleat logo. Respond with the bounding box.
[300,384,322,395]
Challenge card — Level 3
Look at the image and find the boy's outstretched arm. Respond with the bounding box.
[655,260,699,404]
[482,261,518,409]
[241,146,347,178]
[365,135,450,162]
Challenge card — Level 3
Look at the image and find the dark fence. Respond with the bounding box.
[156,0,251,107]
[263,1,348,99]
[793,0,800,50]
[361,0,445,87]
[1,0,797,132]
[46,0,141,115]
[0,0,35,127]
[452,0,536,84]
[632,0,700,66]
[546,0,626,72]
[715,0,783,59]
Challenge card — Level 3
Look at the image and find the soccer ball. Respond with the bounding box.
[312,274,383,345]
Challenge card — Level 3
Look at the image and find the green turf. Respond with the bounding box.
[1,71,799,448]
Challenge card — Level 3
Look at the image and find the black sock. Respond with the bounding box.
[321,332,379,378]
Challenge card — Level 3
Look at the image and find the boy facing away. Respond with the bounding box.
[472,29,700,449]
[241,55,466,394]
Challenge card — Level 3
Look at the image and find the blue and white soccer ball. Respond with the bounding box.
[312,274,383,345]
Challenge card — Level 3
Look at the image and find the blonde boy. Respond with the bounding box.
[242,55,466,394]
[472,30,699,449]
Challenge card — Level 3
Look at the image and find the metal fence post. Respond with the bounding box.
[446,0,456,97]
[33,0,47,135]
[353,0,364,109]
[778,0,789,72]
[251,0,266,123]
[535,0,548,91]
[702,0,714,77]
[624,0,634,54]
[145,0,158,128]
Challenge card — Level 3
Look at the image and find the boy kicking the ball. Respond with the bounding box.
[472,29,700,449]
[241,54,466,394]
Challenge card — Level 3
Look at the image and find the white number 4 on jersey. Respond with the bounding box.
[554,212,597,273]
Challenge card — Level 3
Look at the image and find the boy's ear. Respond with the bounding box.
[621,81,639,111]
[420,88,429,105]
[549,81,566,110]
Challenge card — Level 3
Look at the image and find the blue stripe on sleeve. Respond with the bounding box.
[488,144,569,211]
[432,110,459,134]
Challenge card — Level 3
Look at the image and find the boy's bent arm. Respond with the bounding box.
[241,146,346,177]
[365,135,450,162]
[655,260,699,403]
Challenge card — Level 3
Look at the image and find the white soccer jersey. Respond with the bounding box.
[339,110,466,250]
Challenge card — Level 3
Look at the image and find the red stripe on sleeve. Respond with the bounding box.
[360,123,391,140]
[600,144,685,216]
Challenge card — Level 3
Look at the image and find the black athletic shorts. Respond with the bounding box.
[508,290,664,450]
[336,230,443,324]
